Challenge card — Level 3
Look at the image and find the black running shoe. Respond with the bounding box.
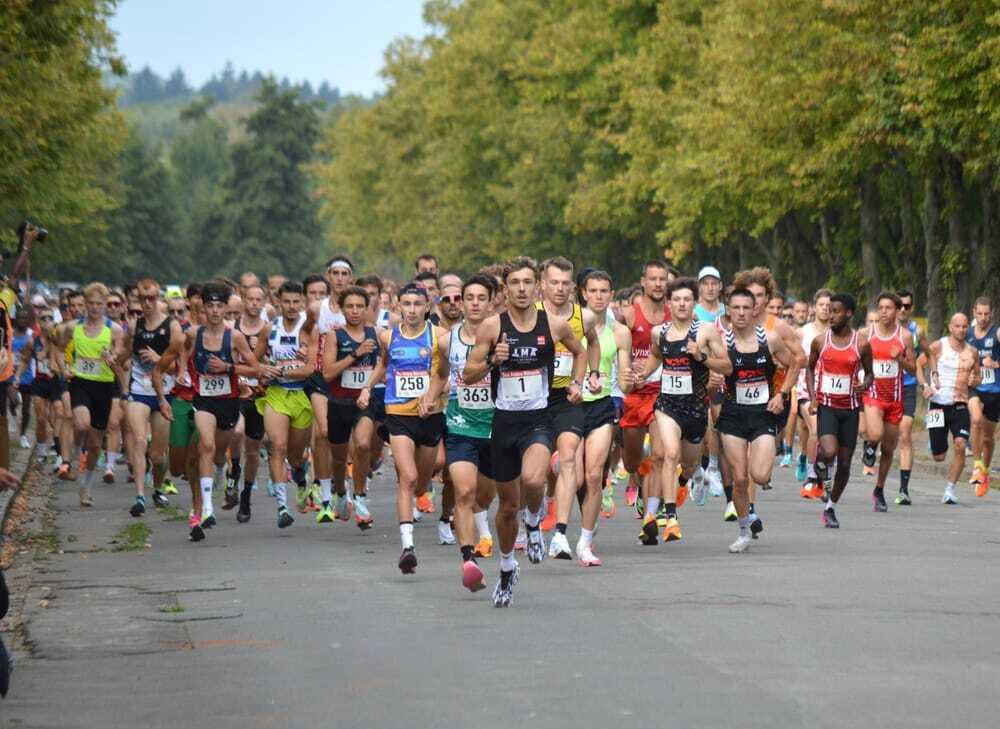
[398,547,417,574]
[492,565,519,607]
[151,490,169,508]
[129,499,145,517]
[862,443,877,468]
[236,488,252,523]
[221,486,238,510]
[821,507,840,529]
[873,489,888,513]
[189,523,205,542]
[201,514,217,529]
[750,514,764,538]
[277,507,294,529]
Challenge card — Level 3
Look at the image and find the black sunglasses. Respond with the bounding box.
[900,302,913,310]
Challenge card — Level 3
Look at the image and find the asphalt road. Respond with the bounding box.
[3,452,999,729]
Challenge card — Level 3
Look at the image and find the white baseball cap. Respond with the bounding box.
[698,266,721,281]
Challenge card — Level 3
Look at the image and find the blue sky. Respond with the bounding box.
[110,0,429,95]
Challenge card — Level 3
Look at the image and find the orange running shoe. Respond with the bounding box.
[676,484,689,509]
[474,535,493,558]
[57,462,72,480]
[970,462,985,485]
[540,500,558,532]
[799,482,813,499]
[810,482,826,500]
[976,472,990,498]
[415,492,435,513]
[662,516,682,542]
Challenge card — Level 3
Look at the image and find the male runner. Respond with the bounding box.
[806,293,873,528]
[716,288,798,552]
[255,281,316,528]
[443,273,497,590]
[464,257,586,606]
[574,270,634,565]
[894,289,931,504]
[537,256,601,560]
[693,265,726,500]
[637,277,730,545]
[922,312,980,504]
[967,297,999,496]
[322,285,380,528]
[861,293,915,512]
[373,283,450,574]
[415,253,439,275]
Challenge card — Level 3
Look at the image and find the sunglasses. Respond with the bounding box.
[140,294,158,303]
[129,309,143,316]
[169,307,188,314]
[900,302,913,310]
[440,295,461,304]
[107,301,123,307]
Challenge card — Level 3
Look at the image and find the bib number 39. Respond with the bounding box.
[926,408,945,429]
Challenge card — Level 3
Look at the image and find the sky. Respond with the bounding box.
[110,0,429,95]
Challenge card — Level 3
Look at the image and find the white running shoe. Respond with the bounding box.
[576,542,602,566]
[691,466,708,507]
[706,466,724,497]
[412,497,423,522]
[723,501,738,521]
[942,485,958,505]
[437,519,456,545]
[514,522,527,552]
[548,532,572,560]
[19,434,30,450]
[526,527,546,564]
[729,534,752,553]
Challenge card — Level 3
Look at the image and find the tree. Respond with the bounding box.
[164,67,192,98]
[129,65,165,103]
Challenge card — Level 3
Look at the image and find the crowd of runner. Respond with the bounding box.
[3,250,996,608]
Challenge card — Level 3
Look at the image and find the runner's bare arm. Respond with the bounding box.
[636,325,663,380]
[582,308,602,378]
[769,330,799,389]
[900,329,916,373]
[463,315,500,385]
[698,326,732,376]
[776,319,806,368]
[553,317,586,401]
[857,334,874,393]
[805,335,822,407]
[230,331,260,378]
[613,322,634,394]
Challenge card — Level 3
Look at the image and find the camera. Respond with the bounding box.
[15,221,47,242]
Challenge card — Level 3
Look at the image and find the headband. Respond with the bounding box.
[327,260,353,273]
[204,291,228,304]
[399,284,429,300]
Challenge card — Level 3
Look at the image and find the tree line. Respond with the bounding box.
[314,0,1000,336]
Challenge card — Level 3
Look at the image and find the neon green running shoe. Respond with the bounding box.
[316,505,335,523]
[161,478,178,495]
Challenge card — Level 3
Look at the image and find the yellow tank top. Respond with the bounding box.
[72,322,114,382]
[537,301,583,389]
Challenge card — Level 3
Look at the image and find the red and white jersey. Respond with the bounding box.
[867,324,904,403]
[815,329,862,410]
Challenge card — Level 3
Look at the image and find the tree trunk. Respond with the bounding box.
[945,156,971,313]
[922,170,946,338]
[859,168,881,308]
[981,169,1000,305]
[896,157,920,293]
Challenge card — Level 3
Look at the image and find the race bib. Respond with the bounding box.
[874,359,899,379]
[36,360,50,376]
[395,370,429,398]
[981,367,996,386]
[821,374,851,396]
[660,371,692,395]
[553,352,573,377]
[239,376,260,388]
[75,357,103,377]
[926,408,945,429]
[736,382,769,405]
[342,366,373,389]
[458,384,493,409]
[499,369,543,401]
[177,369,192,388]
[198,375,232,397]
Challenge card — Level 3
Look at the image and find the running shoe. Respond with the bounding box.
[354,496,373,530]
[729,534,752,553]
[295,485,308,513]
[398,547,418,574]
[809,481,827,500]
[799,480,815,499]
[202,514,217,529]
[221,486,238,510]
[462,560,486,592]
[188,513,205,542]
[57,462,71,480]
[862,464,876,477]
[601,486,616,518]
[415,492,435,513]
[705,466,724,497]
[576,542,602,567]
[492,564,519,607]
[514,523,527,552]
[821,507,839,528]
[723,501,737,522]
[548,532,572,560]
[102,468,114,484]
[161,479,178,495]
[975,472,990,498]
[942,485,957,505]
[795,454,808,482]
[19,434,30,450]
[750,514,763,538]
[862,447,877,469]
[334,493,352,521]
[638,514,659,546]
[634,496,644,519]
[625,480,638,507]
[316,505,335,523]
[306,484,322,512]
[78,488,93,507]
[761,480,772,490]
[894,490,911,506]
[438,519,457,545]
[265,477,276,497]
[129,497,145,517]
[277,507,294,528]
[151,490,169,508]
[676,483,689,508]
[525,526,546,564]
[691,469,709,507]
[779,452,792,469]
[872,490,888,513]
[661,517,682,542]
[474,535,493,558]
[237,488,252,523]
[539,500,557,532]
[656,502,667,529]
